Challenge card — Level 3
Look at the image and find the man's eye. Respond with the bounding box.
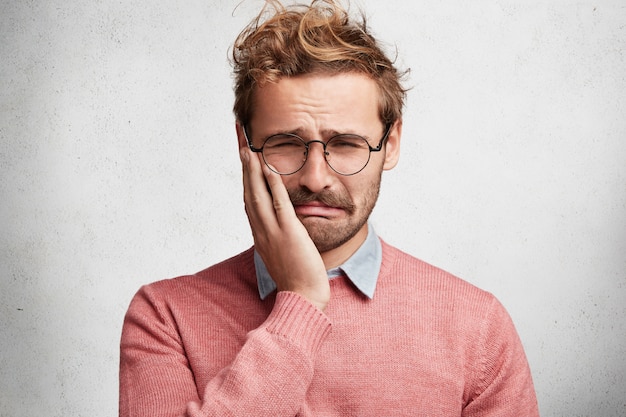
[329,136,368,149]
[265,136,303,150]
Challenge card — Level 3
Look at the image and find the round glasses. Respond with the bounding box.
[245,124,392,176]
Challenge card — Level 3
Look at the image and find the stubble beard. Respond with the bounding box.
[288,174,382,253]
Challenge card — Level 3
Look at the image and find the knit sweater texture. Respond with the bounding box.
[120,240,539,417]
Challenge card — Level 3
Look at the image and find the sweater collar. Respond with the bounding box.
[254,224,382,300]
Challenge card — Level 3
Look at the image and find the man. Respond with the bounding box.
[119,1,539,416]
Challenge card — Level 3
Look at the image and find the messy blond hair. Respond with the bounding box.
[231,0,407,125]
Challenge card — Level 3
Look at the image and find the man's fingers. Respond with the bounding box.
[240,147,277,230]
[260,163,300,227]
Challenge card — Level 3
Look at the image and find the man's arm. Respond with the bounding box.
[120,286,330,417]
[119,147,332,417]
[462,297,540,416]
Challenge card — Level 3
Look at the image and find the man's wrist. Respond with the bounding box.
[263,291,332,353]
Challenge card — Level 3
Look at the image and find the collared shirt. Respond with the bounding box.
[254,224,382,300]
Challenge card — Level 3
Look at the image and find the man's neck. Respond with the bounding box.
[320,223,369,270]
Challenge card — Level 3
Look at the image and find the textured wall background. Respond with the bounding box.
[1,1,625,416]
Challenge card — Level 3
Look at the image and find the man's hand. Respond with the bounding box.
[240,147,330,311]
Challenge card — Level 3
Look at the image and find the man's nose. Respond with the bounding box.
[297,141,333,193]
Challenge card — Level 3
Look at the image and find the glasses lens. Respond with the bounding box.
[325,135,371,175]
[261,133,373,175]
[262,134,307,175]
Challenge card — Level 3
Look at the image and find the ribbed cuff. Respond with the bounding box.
[263,291,332,355]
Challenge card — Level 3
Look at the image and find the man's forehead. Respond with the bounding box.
[249,73,380,123]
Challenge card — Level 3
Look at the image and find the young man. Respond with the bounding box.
[119,1,539,416]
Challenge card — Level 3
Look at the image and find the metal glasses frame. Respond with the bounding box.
[244,123,392,176]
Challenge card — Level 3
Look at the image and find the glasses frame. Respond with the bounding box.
[244,123,393,176]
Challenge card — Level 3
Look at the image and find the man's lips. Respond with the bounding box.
[294,201,345,217]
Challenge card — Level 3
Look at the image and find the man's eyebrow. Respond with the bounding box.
[268,127,370,139]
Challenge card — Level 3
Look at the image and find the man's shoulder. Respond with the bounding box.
[133,247,257,303]
[195,247,256,281]
[379,239,495,303]
[377,239,513,335]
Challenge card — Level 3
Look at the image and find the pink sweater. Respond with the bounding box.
[120,240,539,416]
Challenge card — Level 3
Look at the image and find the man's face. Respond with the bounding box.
[241,73,401,254]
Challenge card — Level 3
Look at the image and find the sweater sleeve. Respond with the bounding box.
[119,288,332,417]
[462,297,540,417]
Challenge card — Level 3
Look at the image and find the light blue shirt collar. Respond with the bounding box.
[254,224,382,300]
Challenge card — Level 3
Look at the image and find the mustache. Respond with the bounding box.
[288,188,355,214]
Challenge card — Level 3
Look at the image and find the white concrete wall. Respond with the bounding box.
[1,1,624,416]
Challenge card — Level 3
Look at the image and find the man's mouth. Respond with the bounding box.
[294,201,346,218]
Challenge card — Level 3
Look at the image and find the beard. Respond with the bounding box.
[287,173,382,253]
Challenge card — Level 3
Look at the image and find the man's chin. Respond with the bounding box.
[302,220,364,254]
[297,214,335,223]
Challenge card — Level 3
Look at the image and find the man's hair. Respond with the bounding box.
[231,0,408,126]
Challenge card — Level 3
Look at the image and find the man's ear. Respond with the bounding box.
[383,119,402,170]
[236,122,247,149]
